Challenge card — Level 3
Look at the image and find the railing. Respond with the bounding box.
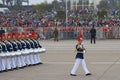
[1,25,120,40]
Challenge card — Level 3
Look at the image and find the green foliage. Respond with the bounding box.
[32,3,54,17]
[98,0,120,9]
[97,9,107,19]
[55,10,66,19]
[98,0,109,9]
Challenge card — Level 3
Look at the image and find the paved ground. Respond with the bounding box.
[0,40,120,80]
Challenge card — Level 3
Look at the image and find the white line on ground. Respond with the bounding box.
[43,62,120,65]
[91,62,120,64]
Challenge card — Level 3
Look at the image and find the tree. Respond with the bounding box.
[97,8,107,19]
[98,0,109,9]
[55,10,66,19]
[32,2,54,18]
[52,0,59,9]
[98,0,120,9]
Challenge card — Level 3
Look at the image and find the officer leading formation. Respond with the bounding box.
[70,34,92,76]
[0,32,46,72]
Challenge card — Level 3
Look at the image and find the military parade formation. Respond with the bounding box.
[0,31,46,72]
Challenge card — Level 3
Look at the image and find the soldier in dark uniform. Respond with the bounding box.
[90,26,96,44]
[53,27,59,41]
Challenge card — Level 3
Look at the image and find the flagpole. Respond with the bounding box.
[76,0,77,10]
[66,0,68,26]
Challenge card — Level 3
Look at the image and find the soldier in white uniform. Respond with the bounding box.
[70,37,92,76]
[0,33,13,71]
[11,33,22,69]
[4,33,13,70]
[0,41,3,72]
[1,33,9,72]
[19,32,30,66]
[31,32,43,65]
[23,32,34,66]
[15,32,26,68]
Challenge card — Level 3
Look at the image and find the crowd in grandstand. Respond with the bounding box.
[0,8,120,40]
[0,8,119,27]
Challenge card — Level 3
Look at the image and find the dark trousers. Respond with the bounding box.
[91,36,96,44]
[54,35,58,41]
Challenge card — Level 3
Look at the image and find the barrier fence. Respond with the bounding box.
[2,26,120,40]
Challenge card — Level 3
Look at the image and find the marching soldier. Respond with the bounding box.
[0,31,45,72]
[0,41,3,72]
[26,32,36,65]
[4,32,13,70]
[20,32,31,66]
[1,33,10,71]
[70,36,91,76]
[15,32,26,68]
[30,32,43,65]
[23,32,33,66]
[6,33,16,69]
[11,33,22,69]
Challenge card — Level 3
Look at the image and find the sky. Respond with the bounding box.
[0,0,101,5]
[0,0,54,5]
[29,0,101,5]
[29,0,54,5]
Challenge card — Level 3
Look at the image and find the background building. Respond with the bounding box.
[62,0,101,10]
[1,0,29,6]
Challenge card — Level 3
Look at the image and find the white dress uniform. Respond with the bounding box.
[23,39,32,65]
[20,39,31,66]
[0,44,3,71]
[31,39,40,64]
[1,42,9,71]
[27,39,36,65]
[15,40,26,67]
[5,41,13,70]
[2,42,12,70]
[32,39,42,64]
[10,40,22,68]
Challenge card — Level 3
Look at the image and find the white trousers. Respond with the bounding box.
[71,59,90,74]
[25,54,31,65]
[0,57,6,71]
[11,56,16,69]
[36,53,42,63]
[33,53,41,64]
[29,54,35,65]
[6,57,12,70]
[20,55,26,67]
[0,57,3,71]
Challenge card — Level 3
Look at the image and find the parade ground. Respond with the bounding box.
[0,40,120,80]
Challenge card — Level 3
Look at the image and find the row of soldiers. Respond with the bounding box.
[0,32,46,72]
